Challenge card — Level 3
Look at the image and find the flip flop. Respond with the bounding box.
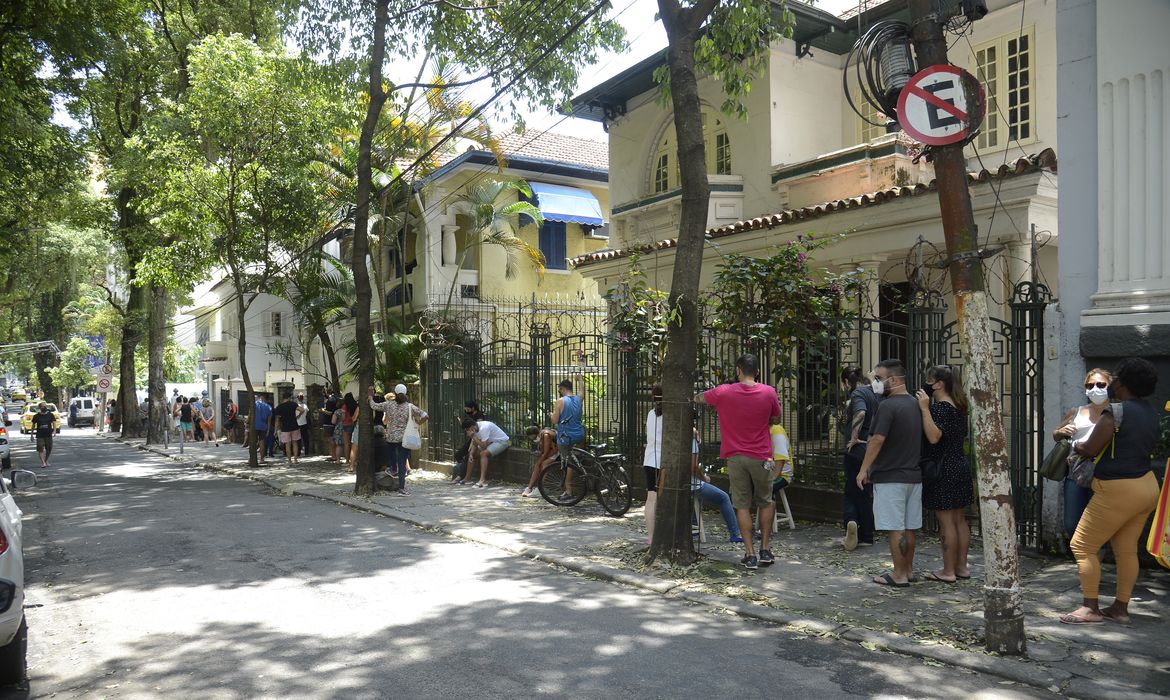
[1059,612,1104,625]
[924,571,957,584]
[873,573,909,588]
[956,574,972,580]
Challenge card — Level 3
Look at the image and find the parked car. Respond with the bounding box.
[0,469,37,684]
[67,397,97,428]
[20,404,60,436]
[0,423,9,471]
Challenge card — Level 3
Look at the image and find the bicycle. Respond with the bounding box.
[537,443,632,517]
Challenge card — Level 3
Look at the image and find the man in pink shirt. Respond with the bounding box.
[695,354,781,569]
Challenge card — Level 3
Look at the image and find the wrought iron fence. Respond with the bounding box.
[423,287,1051,547]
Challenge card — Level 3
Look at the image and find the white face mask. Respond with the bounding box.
[1085,387,1109,405]
[870,378,885,396]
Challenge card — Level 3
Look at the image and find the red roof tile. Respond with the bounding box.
[571,149,1057,268]
[493,129,609,170]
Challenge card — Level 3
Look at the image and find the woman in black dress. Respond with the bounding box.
[916,365,974,583]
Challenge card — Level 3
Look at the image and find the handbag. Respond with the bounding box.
[402,408,422,450]
[1039,440,1072,481]
[920,457,942,485]
[1145,459,1170,569]
[1069,402,1124,487]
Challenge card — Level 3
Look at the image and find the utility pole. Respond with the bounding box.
[905,0,1025,654]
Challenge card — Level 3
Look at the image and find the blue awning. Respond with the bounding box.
[530,182,606,226]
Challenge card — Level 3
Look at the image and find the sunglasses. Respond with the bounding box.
[1084,381,1108,389]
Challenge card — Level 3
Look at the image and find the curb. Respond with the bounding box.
[111,436,1088,696]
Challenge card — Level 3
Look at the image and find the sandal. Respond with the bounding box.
[872,573,909,588]
[1059,609,1104,625]
[924,571,957,584]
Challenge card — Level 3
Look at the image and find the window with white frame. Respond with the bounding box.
[649,107,732,193]
[267,311,283,338]
[971,27,1034,151]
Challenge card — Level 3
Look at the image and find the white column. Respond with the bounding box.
[441,225,459,267]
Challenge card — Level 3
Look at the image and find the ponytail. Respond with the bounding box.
[928,365,968,415]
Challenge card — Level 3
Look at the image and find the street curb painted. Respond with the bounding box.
[108,435,1083,696]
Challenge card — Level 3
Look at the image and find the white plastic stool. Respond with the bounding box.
[772,489,796,532]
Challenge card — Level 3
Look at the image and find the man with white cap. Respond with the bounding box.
[369,384,427,495]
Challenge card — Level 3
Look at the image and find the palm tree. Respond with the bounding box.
[442,177,545,309]
[279,252,354,391]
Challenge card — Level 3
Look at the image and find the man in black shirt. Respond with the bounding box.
[271,397,304,464]
[30,402,58,468]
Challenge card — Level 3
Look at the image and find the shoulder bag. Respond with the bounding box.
[402,406,422,450]
[1069,403,1123,488]
[1040,440,1072,481]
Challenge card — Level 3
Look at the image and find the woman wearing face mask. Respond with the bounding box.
[1052,369,1112,538]
[916,365,974,583]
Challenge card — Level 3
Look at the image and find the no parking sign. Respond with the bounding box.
[896,65,985,146]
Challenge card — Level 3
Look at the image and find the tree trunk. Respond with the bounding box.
[117,276,145,438]
[317,328,341,392]
[648,1,709,565]
[147,282,168,443]
[235,289,260,468]
[906,0,1025,654]
[351,0,390,495]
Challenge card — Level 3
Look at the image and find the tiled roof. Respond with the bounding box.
[493,129,609,170]
[572,149,1057,268]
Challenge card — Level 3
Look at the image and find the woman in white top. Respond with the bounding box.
[1052,368,1113,537]
[643,386,664,543]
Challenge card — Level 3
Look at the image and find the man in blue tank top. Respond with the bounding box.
[550,376,585,460]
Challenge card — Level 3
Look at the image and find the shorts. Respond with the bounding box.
[342,423,355,435]
[36,434,52,451]
[643,465,660,491]
[727,454,774,510]
[279,430,300,444]
[200,419,215,431]
[873,482,924,531]
[180,421,193,432]
[485,440,508,458]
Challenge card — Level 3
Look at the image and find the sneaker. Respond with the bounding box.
[730,535,744,544]
[397,488,410,496]
[758,549,775,567]
[741,554,759,570]
[844,521,859,551]
[475,482,486,488]
[520,487,533,497]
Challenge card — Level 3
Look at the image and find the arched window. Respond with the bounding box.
[649,108,732,194]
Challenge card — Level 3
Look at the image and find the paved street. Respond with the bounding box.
[0,431,1068,699]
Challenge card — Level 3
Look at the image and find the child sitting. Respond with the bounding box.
[770,417,795,497]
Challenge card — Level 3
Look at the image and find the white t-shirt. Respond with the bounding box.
[643,409,663,468]
[476,420,509,445]
[296,401,310,426]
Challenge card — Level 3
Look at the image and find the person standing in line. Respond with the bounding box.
[30,402,57,468]
[841,367,879,551]
[223,399,238,444]
[272,395,303,464]
[253,396,273,465]
[1052,369,1114,538]
[856,359,924,587]
[296,393,311,457]
[341,393,357,471]
[108,398,119,432]
[642,385,665,544]
[695,354,781,570]
[175,397,195,443]
[371,385,428,495]
[320,392,338,462]
[916,365,974,583]
[138,396,150,433]
[198,397,217,447]
[1061,358,1161,625]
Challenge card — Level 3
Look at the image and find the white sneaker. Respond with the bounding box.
[520,487,532,497]
[844,521,859,551]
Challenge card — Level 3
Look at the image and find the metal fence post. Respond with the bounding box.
[1009,281,1052,548]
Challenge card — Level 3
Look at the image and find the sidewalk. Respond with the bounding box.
[112,436,1168,699]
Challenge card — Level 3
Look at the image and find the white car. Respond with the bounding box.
[0,468,35,685]
[68,397,97,428]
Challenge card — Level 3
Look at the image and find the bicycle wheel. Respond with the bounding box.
[596,462,632,517]
[538,456,587,506]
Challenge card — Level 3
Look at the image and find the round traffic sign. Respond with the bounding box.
[896,65,985,146]
[101,363,114,375]
[96,377,112,391]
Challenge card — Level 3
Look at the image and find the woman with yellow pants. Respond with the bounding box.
[1061,358,1161,625]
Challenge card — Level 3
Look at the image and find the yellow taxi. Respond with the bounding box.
[21,403,61,435]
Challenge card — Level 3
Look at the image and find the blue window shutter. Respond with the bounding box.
[538,221,567,270]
